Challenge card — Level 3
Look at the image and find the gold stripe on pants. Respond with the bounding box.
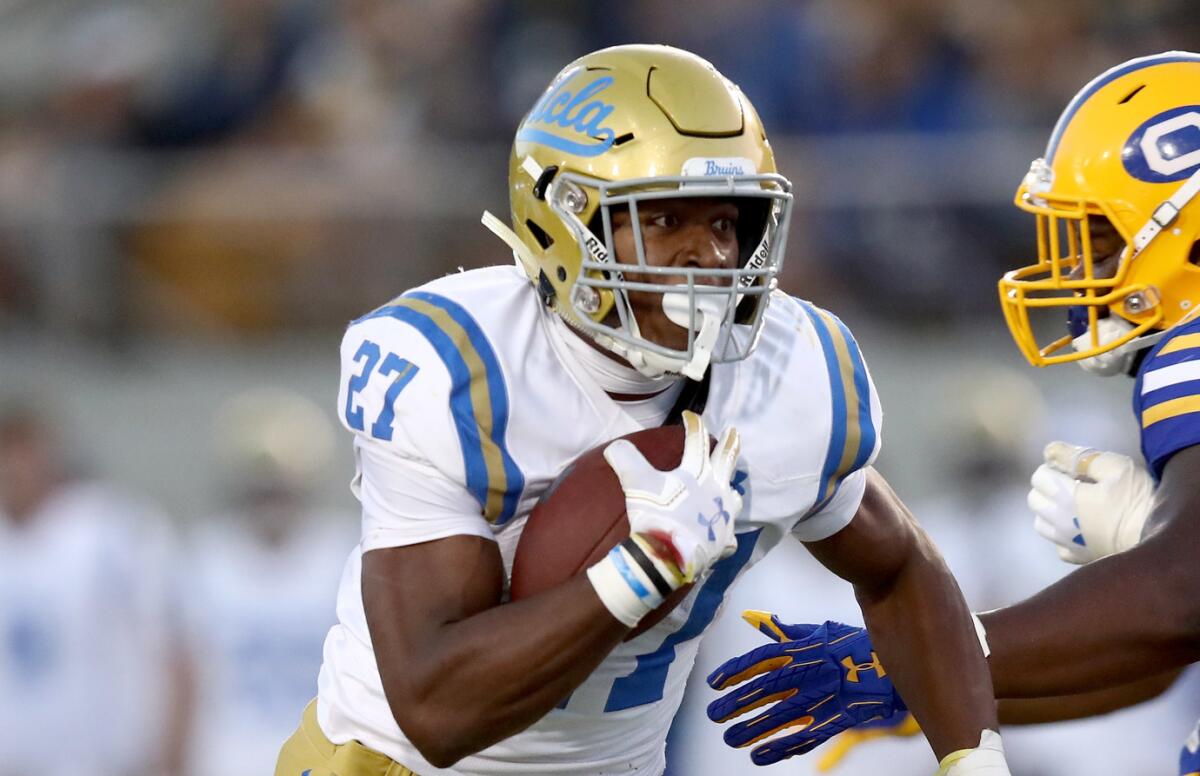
[275,700,420,776]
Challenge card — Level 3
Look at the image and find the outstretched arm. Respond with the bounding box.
[981,444,1200,698]
[805,468,999,762]
[996,669,1181,724]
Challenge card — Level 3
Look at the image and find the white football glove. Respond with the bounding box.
[935,731,1010,775]
[1027,441,1157,564]
[587,411,742,627]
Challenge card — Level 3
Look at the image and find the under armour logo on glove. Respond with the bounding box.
[697,497,732,541]
[706,612,905,766]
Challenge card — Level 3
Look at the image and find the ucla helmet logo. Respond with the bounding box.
[516,69,618,157]
[1123,105,1200,183]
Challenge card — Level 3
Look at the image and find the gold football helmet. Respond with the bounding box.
[482,45,793,379]
[1000,52,1200,373]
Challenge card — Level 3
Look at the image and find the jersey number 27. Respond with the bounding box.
[345,340,420,441]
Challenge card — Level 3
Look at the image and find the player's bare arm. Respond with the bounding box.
[981,443,1200,697]
[995,669,1182,725]
[804,468,1000,761]
[362,535,629,768]
[364,409,741,768]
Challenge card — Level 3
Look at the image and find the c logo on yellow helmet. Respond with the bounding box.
[1123,105,1200,183]
[517,68,618,157]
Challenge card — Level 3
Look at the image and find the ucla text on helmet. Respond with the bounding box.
[517,69,618,157]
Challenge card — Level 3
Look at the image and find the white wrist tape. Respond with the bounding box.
[587,540,666,628]
[937,730,1009,775]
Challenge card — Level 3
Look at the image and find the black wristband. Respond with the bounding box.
[621,537,674,599]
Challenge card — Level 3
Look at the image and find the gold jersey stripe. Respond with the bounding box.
[815,308,863,503]
[394,297,510,522]
[1142,394,1200,427]
[1157,332,1200,356]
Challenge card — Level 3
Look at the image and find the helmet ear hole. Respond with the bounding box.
[1190,241,1200,267]
[526,220,554,250]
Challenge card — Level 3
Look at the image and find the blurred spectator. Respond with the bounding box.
[0,403,187,776]
[4,0,1199,341]
[181,388,355,776]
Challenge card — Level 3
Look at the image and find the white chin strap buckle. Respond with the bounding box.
[603,287,731,381]
[661,290,725,380]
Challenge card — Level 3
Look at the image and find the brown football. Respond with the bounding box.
[510,425,700,640]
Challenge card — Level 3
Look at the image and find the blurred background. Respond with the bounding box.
[1,0,1198,774]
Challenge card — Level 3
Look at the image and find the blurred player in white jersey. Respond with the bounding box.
[182,389,356,776]
[275,45,1012,776]
[0,404,187,776]
[701,52,1200,776]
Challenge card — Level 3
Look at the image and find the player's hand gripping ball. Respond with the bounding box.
[511,411,739,637]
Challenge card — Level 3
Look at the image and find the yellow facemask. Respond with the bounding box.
[1000,52,1200,371]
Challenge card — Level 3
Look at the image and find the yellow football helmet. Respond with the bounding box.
[482,44,793,379]
[1000,52,1200,373]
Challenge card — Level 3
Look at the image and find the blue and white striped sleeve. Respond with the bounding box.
[1134,321,1200,479]
[339,291,526,550]
[790,302,884,542]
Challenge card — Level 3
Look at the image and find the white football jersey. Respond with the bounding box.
[0,482,179,776]
[183,512,355,776]
[317,265,883,776]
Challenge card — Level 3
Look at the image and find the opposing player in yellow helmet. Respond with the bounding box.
[483,45,792,379]
[1001,52,1200,373]
[704,52,1200,776]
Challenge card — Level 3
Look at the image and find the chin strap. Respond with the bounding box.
[1130,167,1200,256]
[597,289,726,380]
[481,210,541,278]
[660,291,724,380]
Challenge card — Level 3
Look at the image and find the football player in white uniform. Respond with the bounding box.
[274,45,1011,776]
[0,405,187,776]
[183,390,356,776]
[702,52,1200,776]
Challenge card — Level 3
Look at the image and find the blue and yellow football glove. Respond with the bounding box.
[813,711,922,772]
[705,611,906,766]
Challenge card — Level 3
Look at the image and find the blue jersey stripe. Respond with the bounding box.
[1047,53,1200,162]
[799,304,848,509]
[1142,378,1200,409]
[406,291,526,525]
[604,529,762,712]
[826,312,877,472]
[356,303,492,511]
[798,301,876,514]
[1133,318,1200,479]
[1140,349,1200,371]
[1142,414,1200,479]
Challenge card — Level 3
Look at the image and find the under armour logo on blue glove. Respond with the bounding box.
[705,612,905,766]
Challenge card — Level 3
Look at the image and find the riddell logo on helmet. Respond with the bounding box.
[518,70,617,157]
